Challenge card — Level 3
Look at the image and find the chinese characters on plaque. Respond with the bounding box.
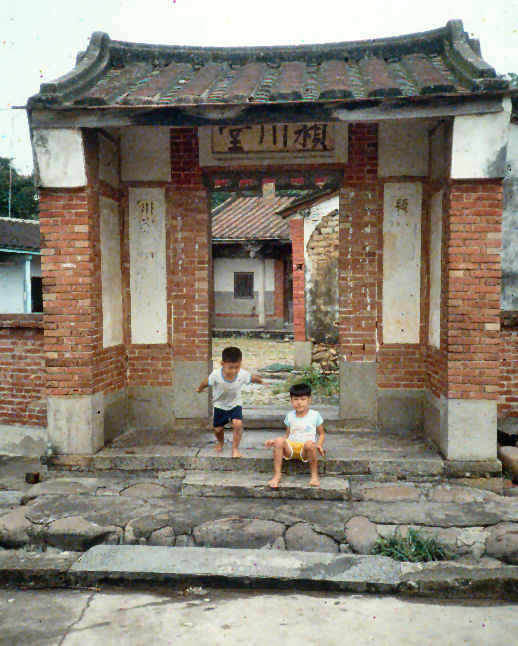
[212,123,335,154]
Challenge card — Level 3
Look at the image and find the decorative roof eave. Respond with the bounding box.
[26,92,510,131]
[26,20,510,112]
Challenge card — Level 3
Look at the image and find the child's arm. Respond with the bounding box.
[250,373,267,385]
[316,424,325,456]
[196,377,209,393]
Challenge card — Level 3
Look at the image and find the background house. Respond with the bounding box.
[0,217,41,313]
[212,195,294,332]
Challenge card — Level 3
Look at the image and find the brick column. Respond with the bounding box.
[170,127,212,418]
[441,180,502,460]
[289,217,311,366]
[339,123,380,422]
[39,181,104,453]
[273,258,284,321]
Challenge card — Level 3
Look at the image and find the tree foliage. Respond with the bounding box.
[0,157,39,220]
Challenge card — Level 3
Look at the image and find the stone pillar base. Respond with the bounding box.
[339,359,376,424]
[47,393,104,455]
[377,389,423,431]
[424,391,497,461]
[173,360,211,419]
[294,341,312,368]
[127,386,174,430]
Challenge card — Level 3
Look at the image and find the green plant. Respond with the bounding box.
[288,366,339,397]
[371,528,457,562]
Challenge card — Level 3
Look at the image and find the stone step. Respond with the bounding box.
[48,448,446,480]
[181,471,351,500]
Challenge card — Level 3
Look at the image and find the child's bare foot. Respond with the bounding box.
[268,475,281,488]
[232,449,243,458]
[214,429,224,452]
[309,477,320,487]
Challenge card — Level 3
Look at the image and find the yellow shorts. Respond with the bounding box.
[283,441,309,462]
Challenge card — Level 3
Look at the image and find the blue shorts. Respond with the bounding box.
[213,405,243,428]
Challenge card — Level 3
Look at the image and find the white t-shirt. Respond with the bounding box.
[284,409,324,444]
[208,368,251,410]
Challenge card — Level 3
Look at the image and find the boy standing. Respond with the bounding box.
[196,346,266,458]
[265,382,325,487]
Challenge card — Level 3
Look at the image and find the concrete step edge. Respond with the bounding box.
[2,546,516,597]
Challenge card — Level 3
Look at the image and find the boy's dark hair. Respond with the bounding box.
[290,382,311,397]
[222,346,242,363]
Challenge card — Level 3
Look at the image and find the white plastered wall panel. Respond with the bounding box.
[129,187,167,344]
[32,128,86,187]
[214,257,275,291]
[451,100,511,179]
[428,190,443,348]
[383,182,423,343]
[378,120,430,177]
[100,196,123,347]
[121,127,171,181]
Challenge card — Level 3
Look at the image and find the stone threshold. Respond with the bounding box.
[1,546,517,598]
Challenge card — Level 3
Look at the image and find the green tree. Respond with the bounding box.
[0,157,39,220]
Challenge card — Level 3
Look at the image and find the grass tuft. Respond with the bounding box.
[371,528,458,562]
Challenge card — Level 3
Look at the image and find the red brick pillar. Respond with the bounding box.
[289,217,312,366]
[170,127,212,418]
[441,180,502,460]
[273,258,285,321]
[289,218,305,342]
[40,176,105,453]
[339,123,380,421]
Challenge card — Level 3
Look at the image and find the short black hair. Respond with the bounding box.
[222,346,242,363]
[289,382,311,397]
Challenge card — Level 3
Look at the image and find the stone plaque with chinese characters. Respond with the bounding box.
[212,123,334,154]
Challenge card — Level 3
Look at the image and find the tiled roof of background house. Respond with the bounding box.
[212,196,293,241]
[28,20,509,109]
[0,218,40,252]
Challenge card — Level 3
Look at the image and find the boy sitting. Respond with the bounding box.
[196,346,265,458]
[265,382,325,488]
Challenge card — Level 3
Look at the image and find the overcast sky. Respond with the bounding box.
[1,0,517,174]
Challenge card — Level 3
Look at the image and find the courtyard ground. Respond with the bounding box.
[211,336,339,407]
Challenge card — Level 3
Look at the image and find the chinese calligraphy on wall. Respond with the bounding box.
[212,123,335,154]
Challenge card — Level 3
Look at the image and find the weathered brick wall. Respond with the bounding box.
[339,123,380,362]
[289,218,305,341]
[170,127,212,362]
[444,180,502,400]
[500,326,518,418]
[0,315,46,427]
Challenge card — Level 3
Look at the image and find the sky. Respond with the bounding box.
[1,0,517,174]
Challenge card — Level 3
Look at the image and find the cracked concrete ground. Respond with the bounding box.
[1,587,517,646]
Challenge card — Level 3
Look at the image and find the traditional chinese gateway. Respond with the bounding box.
[4,20,516,473]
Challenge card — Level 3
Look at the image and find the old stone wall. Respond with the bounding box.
[306,209,339,343]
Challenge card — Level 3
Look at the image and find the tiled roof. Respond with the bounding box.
[0,218,40,252]
[275,189,338,218]
[212,196,292,241]
[29,20,509,109]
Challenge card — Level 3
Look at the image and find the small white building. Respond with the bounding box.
[0,218,41,313]
[212,195,294,331]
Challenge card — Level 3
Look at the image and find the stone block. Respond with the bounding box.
[285,523,338,553]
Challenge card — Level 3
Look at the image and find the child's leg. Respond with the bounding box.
[268,437,291,488]
[302,441,320,486]
[231,418,243,458]
[213,426,224,452]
